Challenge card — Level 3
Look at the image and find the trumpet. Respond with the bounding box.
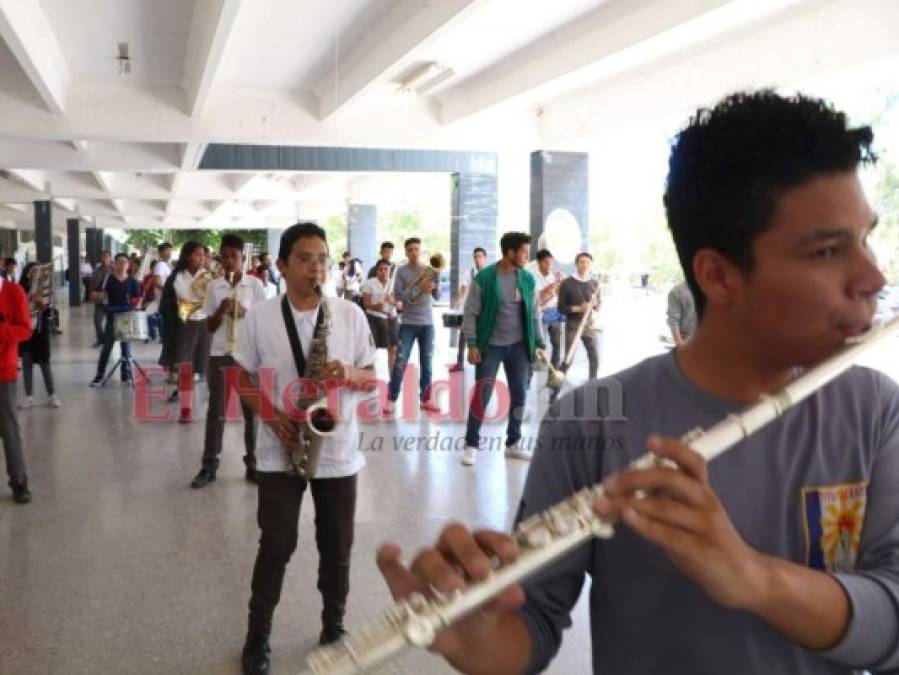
[406,253,445,305]
[300,313,899,675]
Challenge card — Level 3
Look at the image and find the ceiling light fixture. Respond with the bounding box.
[117,42,131,76]
[397,62,454,95]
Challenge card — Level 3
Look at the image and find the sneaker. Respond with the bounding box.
[382,400,394,416]
[244,466,258,484]
[17,396,34,410]
[178,408,191,423]
[91,341,102,348]
[48,394,62,408]
[461,445,477,466]
[448,363,464,373]
[89,377,103,388]
[504,444,532,461]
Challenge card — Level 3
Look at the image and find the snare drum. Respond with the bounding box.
[442,312,464,329]
[114,310,150,341]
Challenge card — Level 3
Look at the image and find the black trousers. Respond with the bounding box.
[202,355,255,471]
[248,472,357,637]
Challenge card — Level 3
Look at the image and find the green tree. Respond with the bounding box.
[123,229,267,256]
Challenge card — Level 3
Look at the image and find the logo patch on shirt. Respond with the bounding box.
[802,481,867,572]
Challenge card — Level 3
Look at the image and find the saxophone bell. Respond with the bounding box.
[306,398,337,436]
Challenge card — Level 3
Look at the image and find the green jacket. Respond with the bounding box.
[467,263,544,358]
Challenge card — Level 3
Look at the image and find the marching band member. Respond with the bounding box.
[90,253,141,386]
[376,91,899,674]
[234,223,376,675]
[361,259,398,372]
[17,263,60,408]
[171,242,212,421]
[533,249,565,370]
[449,247,487,373]
[189,234,265,489]
[667,279,697,346]
[557,252,601,379]
[384,238,441,415]
[461,232,544,466]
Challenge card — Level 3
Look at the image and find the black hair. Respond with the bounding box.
[473,247,487,257]
[260,251,270,259]
[18,262,35,289]
[536,249,553,262]
[157,242,172,252]
[114,253,129,262]
[4,257,16,266]
[220,233,245,252]
[173,241,204,274]
[380,241,394,250]
[100,250,112,257]
[278,222,328,262]
[575,252,593,263]
[499,232,531,257]
[404,238,421,249]
[375,259,391,270]
[664,90,875,317]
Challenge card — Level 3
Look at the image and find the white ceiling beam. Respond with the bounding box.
[166,141,208,218]
[92,170,113,193]
[181,0,244,118]
[0,139,181,173]
[437,0,817,124]
[539,0,899,145]
[0,0,71,114]
[315,0,484,120]
[69,140,88,152]
[4,169,47,195]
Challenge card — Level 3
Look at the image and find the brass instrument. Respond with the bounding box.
[27,263,53,331]
[406,253,445,305]
[177,269,212,322]
[290,284,335,480]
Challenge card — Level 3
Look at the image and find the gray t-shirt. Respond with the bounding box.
[394,263,438,326]
[462,266,540,348]
[667,280,697,339]
[517,351,899,674]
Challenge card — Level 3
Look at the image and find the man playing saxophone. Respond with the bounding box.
[375,92,899,674]
[189,234,265,489]
[233,222,376,675]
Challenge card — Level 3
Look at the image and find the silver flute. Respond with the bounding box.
[300,314,899,675]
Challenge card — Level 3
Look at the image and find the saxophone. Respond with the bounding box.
[289,285,336,480]
[226,271,240,355]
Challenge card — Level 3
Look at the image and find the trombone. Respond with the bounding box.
[405,252,445,305]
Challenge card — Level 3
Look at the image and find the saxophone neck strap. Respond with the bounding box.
[280,294,324,378]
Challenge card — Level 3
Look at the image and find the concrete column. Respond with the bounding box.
[85,227,98,264]
[34,200,52,263]
[103,234,112,254]
[347,204,377,271]
[450,172,497,300]
[67,218,81,306]
[529,151,589,271]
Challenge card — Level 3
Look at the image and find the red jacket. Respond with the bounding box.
[0,280,32,381]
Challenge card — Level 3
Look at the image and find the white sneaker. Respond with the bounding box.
[49,394,62,408]
[17,396,34,410]
[461,445,477,466]
[504,444,532,461]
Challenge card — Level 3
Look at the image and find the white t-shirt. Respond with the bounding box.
[156,260,172,283]
[360,277,395,319]
[79,262,93,277]
[535,270,559,310]
[234,295,377,477]
[174,269,209,321]
[261,282,278,300]
[201,274,266,357]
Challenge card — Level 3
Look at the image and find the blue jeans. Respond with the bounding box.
[464,341,530,449]
[388,324,434,402]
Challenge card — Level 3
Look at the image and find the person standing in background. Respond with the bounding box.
[667,280,697,346]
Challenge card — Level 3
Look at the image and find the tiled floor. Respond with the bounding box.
[4,292,897,675]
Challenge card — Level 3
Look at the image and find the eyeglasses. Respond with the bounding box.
[296,253,331,266]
